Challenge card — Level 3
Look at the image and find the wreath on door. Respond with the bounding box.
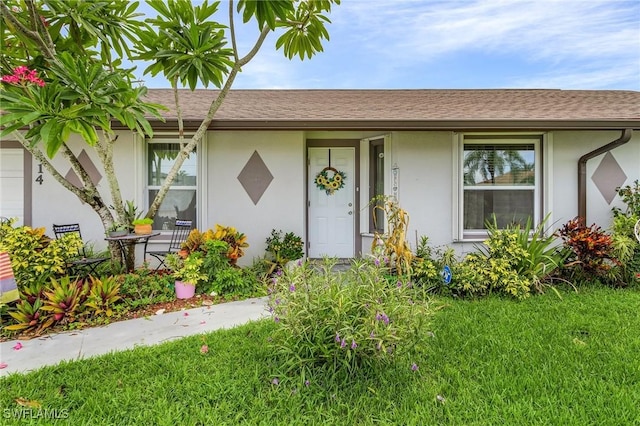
[315,166,346,195]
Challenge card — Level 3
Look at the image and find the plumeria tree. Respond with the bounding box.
[0,0,339,265]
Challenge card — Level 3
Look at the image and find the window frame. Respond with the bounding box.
[145,135,200,232]
[369,138,386,233]
[454,133,543,241]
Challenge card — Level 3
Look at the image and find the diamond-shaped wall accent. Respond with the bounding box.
[238,151,273,205]
[591,152,627,204]
[64,150,103,189]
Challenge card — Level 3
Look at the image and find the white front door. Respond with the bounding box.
[308,147,355,258]
[0,148,24,225]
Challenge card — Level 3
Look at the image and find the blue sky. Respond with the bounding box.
[136,0,640,90]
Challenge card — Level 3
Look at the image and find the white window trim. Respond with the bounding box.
[142,133,206,232]
[453,132,545,241]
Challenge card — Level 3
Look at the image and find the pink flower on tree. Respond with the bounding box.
[1,66,45,87]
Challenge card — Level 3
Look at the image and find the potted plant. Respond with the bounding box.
[166,253,206,299]
[132,218,154,235]
[265,229,305,274]
[106,222,129,238]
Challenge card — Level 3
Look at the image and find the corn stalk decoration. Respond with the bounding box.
[370,196,413,277]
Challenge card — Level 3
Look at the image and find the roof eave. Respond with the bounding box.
[123,119,640,132]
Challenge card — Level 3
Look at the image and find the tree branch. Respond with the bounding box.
[1,0,56,60]
[11,131,88,200]
[26,0,55,50]
[229,0,239,62]
[59,144,104,209]
[172,75,185,147]
[147,5,269,219]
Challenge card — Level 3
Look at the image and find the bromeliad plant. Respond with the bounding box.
[5,275,125,337]
[85,276,122,317]
[5,298,53,335]
[268,257,431,378]
[41,276,88,324]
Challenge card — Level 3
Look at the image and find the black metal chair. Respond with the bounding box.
[52,223,109,277]
[145,219,193,270]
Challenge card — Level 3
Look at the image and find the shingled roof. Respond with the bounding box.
[142,89,640,131]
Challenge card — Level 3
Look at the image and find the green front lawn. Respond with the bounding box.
[2,286,639,425]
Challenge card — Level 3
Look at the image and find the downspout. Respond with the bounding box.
[578,128,633,222]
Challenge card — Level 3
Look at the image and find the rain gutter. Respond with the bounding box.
[577,129,633,222]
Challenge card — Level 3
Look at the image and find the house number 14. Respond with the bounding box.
[35,163,44,185]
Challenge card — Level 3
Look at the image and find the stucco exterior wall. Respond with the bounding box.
[19,127,639,268]
[551,130,640,229]
[388,131,454,251]
[31,130,142,253]
[206,130,305,265]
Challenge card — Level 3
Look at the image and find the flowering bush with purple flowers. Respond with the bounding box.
[268,257,431,376]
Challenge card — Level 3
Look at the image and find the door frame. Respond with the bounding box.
[306,139,361,258]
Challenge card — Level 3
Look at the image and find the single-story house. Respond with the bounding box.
[1,89,639,267]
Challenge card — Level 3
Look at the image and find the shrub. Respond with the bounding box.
[454,217,563,299]
[0,221,81,289]
[610,181,640,286]
[411,236,440,289]
[412,239,460,296]
[181,224,249,265]
[455,233,531,299]
[557,218,620,285]
[265,229,304,273]
[200,240,258,297]
[613,180,640,217]
[268,258,431,378]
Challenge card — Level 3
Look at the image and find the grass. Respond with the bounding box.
[1,286,639,425]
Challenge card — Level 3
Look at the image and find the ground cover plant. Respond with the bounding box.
[1,286,638,425]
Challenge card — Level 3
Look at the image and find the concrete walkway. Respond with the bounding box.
[0,297,269,377]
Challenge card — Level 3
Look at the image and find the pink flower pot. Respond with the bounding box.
[175,281,196,299]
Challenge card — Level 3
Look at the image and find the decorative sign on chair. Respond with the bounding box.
[0,252,19,304]
[315,166,346,195]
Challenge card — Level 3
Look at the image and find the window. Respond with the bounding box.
[369,138,385,233]
[460,135,540,239]
[147,139,197,230]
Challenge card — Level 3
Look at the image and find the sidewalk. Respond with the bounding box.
[0,297,269,377]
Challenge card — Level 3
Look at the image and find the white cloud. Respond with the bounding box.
[135,0,640,90]
[324,0,639,89]
[508,62,640,89]
[343,0,638,60]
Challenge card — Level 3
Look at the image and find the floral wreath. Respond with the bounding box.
[315,166,346,195]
